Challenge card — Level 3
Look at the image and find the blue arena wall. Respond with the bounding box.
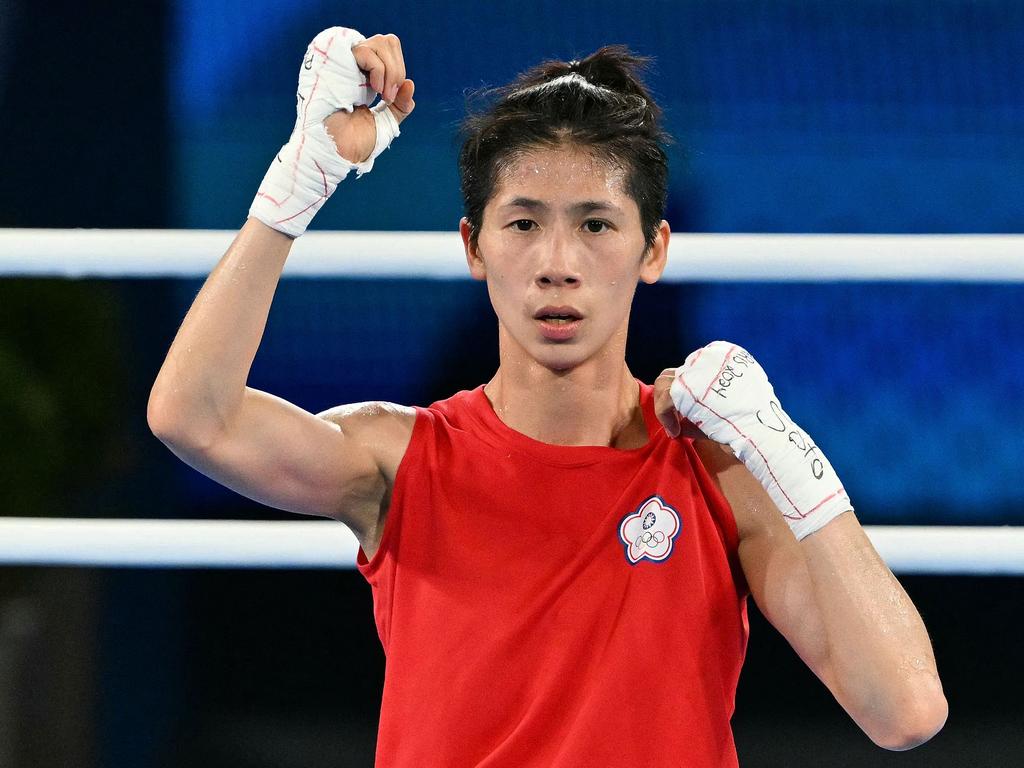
[172,0,1023,234]
[164,0,1024,525]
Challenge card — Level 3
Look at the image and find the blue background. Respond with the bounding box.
[1,3,1022,767]
[163,0,1023,525]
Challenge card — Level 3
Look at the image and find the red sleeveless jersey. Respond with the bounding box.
[357,383,749,767]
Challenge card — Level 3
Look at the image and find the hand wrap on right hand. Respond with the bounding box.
[248,27,401,237]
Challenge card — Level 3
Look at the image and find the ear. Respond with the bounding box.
[639,220,670,285]
[460,217,487,280]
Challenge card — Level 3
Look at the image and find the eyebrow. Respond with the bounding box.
[500,197,623,216]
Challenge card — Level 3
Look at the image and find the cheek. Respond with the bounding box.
[482,242,534,289]
[484,260,515,293]
[594,262,643,320]
[484,266,523,317]
[595,249,643,291]
[605,282,640,321]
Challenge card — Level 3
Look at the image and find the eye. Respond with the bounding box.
[584,219,610,233]
[511,219,536,232]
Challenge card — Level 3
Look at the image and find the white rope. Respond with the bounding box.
[0,518,1021,574]
[0,518,359,569]
[2,229,1022,281]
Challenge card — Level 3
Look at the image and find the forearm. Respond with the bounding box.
[802,513,947,749]
[665,343,947,749]
[149,27,409,447]
[148,218,292,442]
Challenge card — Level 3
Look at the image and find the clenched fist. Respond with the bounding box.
[655,341,853,540]
[249,27,415,238]
[326,34,416,164]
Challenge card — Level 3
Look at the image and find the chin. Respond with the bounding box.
[532,343,590,373]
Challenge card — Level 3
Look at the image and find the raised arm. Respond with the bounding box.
[148,28,416,549]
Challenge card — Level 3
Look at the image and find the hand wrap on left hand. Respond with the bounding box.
[670,340,852,540]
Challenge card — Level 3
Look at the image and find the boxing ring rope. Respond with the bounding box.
[2,229,1023,281]
[1,228,1022,575]
[0,518,1021,574]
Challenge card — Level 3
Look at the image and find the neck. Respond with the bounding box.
[483,329,646,448]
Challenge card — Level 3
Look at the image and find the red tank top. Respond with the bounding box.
[357,383,749,767]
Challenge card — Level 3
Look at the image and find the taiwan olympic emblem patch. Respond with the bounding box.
[618,495,682,565]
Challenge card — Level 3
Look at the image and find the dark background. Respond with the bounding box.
[0,1,1021,766]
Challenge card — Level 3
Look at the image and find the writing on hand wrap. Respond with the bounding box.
[756,400,826,481]
[706,350,757,398]
[703,347,825,485]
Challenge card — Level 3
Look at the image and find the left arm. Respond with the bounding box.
[798,510,947,749]
[693,438,947,750]
[655,346,948,750]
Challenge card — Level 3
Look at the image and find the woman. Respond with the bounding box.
[148,26,946,767]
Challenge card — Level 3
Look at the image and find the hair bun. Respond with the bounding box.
[575,45,652,101]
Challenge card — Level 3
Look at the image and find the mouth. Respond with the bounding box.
[533,306,583,341]
[533,306,583,323]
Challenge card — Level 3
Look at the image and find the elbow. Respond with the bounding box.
[147,385,192,445]
[147,386,220,452]
[868,690,948,751]
[147,386,178,442]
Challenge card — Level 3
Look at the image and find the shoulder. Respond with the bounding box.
[683,429,776,542]
[319,399,417,427]
[317,401,417,482]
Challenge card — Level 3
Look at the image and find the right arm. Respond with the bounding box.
[146,220,414,546]
[147,29,416,549]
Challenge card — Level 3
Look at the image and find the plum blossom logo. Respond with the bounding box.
[618,496,681,565]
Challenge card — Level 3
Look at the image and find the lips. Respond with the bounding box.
[533,306,583,322]
[534,306,583,341]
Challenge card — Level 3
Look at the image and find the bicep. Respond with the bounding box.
[164,387,412,535]
[693,439,835,688]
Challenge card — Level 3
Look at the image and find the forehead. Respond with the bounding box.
[490,145,631,207]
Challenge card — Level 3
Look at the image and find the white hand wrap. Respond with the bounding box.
[670,340,853,540]
[248,27,401,238]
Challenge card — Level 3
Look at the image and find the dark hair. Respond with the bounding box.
[459,45,671,251]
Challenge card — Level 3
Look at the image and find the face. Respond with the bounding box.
[460,144,669,373]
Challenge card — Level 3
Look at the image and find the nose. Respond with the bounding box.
[534,230,581,288]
